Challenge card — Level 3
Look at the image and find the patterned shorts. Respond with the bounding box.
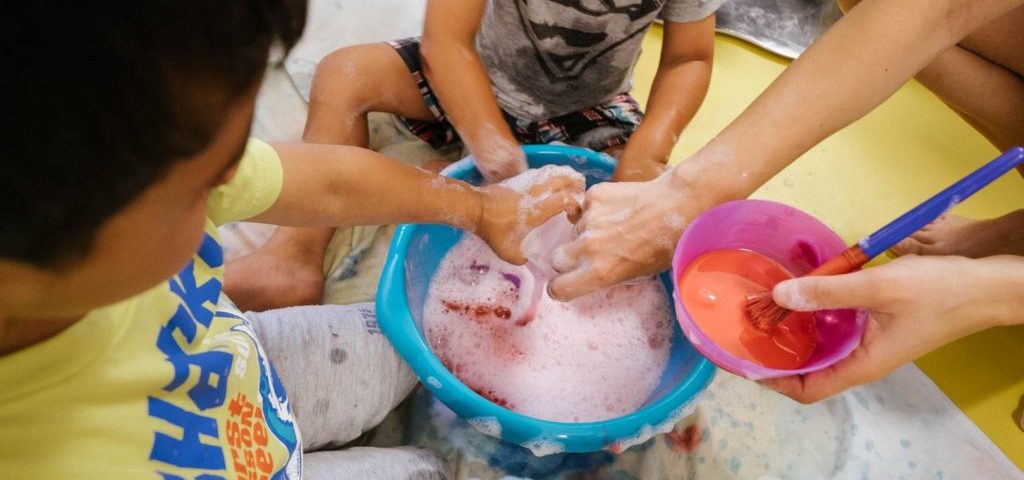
[387,38,644,153]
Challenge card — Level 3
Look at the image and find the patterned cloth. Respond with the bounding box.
[388,38,644,153]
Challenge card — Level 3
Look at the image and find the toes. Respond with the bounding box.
[889,238,927,257]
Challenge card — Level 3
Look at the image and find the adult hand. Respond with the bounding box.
[547,170,704,300]
[762,254,1024,403]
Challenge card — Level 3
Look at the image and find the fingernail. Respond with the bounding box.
[772,280,812,311]
[546,283,560,300]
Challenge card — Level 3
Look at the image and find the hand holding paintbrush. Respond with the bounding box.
[746,147,1024,331]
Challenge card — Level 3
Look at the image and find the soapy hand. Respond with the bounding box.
[473,138,529,183]
[474,166,585,265]
[762,255,1024,404]
[548,171,700,300]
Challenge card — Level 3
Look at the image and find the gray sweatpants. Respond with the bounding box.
[247,303,450,479]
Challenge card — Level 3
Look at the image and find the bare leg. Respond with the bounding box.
[835,1,1024,259]
[837,1,1024,150]
[891,210,1024,258]
[225,44,435,312]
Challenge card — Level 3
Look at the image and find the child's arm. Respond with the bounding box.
[248,143,582,264]
[420,0,526,183]
[613,16,716,183]
[549,0,1023,300]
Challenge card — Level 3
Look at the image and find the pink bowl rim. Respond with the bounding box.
[670,199,869,380]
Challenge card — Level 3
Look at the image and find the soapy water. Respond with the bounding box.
[423,225,673,422]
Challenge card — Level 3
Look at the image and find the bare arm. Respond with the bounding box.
[420,0,526,182]
[670,0,1024,207]
[250,143,582,264]
[550,0,1024,300]
[614,15,716,182]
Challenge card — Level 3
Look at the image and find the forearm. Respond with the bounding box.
[619,57,712,168]
[671,0,1022,207]
[420,36,518,153]
[974,255,1024,328]
[252,143,482,230]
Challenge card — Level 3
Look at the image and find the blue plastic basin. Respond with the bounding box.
[376,144,715,454]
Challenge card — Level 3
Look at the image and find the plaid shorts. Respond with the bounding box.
[387,38,644,152]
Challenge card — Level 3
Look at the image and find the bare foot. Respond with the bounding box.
[224,244,325,312]
[890,210,1024,258]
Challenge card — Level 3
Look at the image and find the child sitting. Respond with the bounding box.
[0,2,581,478]
[226,0,726,311]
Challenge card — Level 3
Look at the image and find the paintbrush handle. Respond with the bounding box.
[803,245,869,277]
[857,147,1024,258]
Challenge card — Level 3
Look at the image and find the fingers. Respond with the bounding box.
[771,270,882,312]
[482,163,523,184]
[499,247,528,266]
[548,264,607,301]
[480,150,529,183]
[760,349,881,404]
[493,187,581,267]
[550,241,583,274]
[529,191,582,231]
[529,169,586,198]
[889,238,925,257]
[548,247,630,301]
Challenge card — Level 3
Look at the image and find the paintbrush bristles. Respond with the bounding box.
[744,290,791,332]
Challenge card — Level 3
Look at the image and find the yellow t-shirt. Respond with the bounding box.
[0,139,301,479]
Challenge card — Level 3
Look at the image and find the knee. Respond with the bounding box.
[836,0,860,14]
[310,46,375,112]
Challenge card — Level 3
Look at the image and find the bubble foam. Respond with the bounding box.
[424,228,674,423]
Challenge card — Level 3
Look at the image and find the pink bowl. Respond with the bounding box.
[671,199,869,380]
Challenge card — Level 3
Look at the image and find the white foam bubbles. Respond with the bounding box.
[523,438,566,457]
[500,165,585,200]
[423,232,674,423]
[605,393,703,454]
[467,417,503,437]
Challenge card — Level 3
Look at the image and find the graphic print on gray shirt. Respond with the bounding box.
[477,0,725,121]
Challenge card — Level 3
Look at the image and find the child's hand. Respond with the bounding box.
[762,255,1024,403]
[474,168,584,265]
[473,139,529,183]
[547,170,702,300]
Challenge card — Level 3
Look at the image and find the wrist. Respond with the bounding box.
[464,126,519,157]
[622,126,675,165]
[663,162,720,215]
[466,186,486,233]
[422,176,484,232]
[981,256,1024,327]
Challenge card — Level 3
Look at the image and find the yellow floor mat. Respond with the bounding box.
[631,25,1024,469]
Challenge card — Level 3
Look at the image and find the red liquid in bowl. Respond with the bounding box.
[679,249,817,370]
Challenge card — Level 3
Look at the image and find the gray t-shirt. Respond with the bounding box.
[477,0,726,121]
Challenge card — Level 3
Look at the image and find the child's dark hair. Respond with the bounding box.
[0,1,307,266]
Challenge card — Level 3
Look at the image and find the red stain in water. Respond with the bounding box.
[471,386,513,409]
[442,299,514,322]
[437,299,526,400]
[679,249,818,369]
[665,425,701,452]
